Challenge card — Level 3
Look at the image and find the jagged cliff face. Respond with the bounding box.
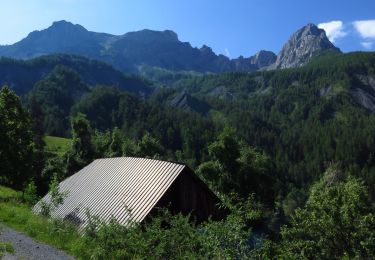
[249,50,277,68]
[231,50,277,71]
[169,90,210,114]
[0,21,341,73]
[0,20,276,73]
[274,23,341,69]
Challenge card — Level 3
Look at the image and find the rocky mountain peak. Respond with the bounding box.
[47,20,88,33]
[249,50,277,68]
[25,20,90,42]
[123,29,179,43]
[200,45,213,52]
[274,23,341,69]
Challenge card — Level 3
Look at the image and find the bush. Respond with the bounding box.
[81,195,263,259]
[39,175,68,217]
[23,179,39,206]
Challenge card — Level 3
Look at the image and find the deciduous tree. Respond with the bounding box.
[0,86,35,190]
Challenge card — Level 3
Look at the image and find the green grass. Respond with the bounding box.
[44,136,71,156]
[0,185,21,202]
[0,241,14,257]
[0,185,85,259]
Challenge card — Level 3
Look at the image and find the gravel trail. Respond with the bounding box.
[0,224,74,260]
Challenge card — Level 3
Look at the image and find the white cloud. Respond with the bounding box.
[361,41,373,50]
[318,20,347,43]
[224,48,230,58]
[353,20,375,39]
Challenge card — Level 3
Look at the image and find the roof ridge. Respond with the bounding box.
[94,156,187,166]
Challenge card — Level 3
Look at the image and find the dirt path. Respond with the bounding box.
[0,225,74,260]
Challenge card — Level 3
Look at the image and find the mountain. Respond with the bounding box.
[273,23,341,69]
[0,54,152,95]
[0,21,114,59]
[0,20,275,73]
[0,21,344,75]
[250,50,277,68]
[230,50,277,71]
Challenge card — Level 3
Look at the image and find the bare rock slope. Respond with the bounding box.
[273,23,341,69]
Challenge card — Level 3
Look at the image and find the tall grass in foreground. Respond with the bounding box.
[0,185,85,258]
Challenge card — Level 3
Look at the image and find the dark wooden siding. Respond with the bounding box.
[150,168,227,223]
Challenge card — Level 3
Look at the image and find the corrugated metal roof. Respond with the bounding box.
[33,157,186,228]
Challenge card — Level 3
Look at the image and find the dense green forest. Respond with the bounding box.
[0,54,152,95]
[1,52,375,258]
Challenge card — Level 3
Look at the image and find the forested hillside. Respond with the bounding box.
[1,51,375,258]
[0,54,152,95]
[172,52,375,198]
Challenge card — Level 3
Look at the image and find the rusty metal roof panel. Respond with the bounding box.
[33,157,186,228]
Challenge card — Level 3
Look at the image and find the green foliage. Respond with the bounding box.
[81,198,259,259]
[70,113,94,159]
[200,127,275,203]
[281,187,307,217]
[0,54,152,96]
[270,165,375,259]
[122,137,138,157]
[23,179,39,206]
[92,130,112,156]
[41,156,66,185]
[73,86,217,165]
[66,113,95,175]
[108,127,123,157]
[27,65,90,136]
[0,186,84,258]
[72,86,129,131]
[170,52,375,201]
[44,136,71,157]
[39,175,69,217]
[0,185,259,259]
[208,127,240,173]
[0,86,35,190]
[0,185,21,203]
[196,160,223,184]
[136,132,164,158]
[0,241,14,257]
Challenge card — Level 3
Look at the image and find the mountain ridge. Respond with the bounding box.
[0,20,277,73]
[0,21,341,74]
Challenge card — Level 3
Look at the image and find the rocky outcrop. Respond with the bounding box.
[351,87,375,113]
[274,23,341,69]
[170,90,210,115]
[249,50,277,68]
[208,86,234,101]
[320,85,332,97]
[356,74,375,90]
[349,75,375,113]
[231,50,277,71]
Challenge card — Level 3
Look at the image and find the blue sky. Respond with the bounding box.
[0,0,374,57]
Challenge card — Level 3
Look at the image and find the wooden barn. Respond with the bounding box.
[33,157,226,228]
